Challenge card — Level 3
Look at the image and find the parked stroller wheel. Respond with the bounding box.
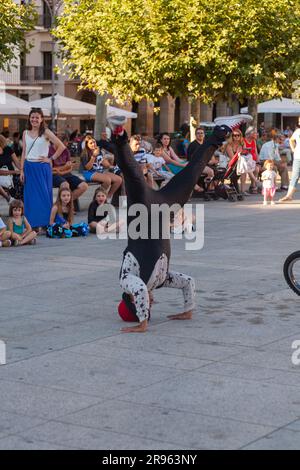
[283,251,300,295]
[237,194,244,201]
[228,193,237,202]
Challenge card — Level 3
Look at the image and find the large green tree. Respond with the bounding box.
[0,0,37,70]
[55,0,300,122]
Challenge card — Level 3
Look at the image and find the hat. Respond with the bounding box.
[118,293,139,322]
[245,126,256,136]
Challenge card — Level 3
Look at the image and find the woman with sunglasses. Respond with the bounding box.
[20,108,65,231]
[225,129,247,194]
[80,135,122,200]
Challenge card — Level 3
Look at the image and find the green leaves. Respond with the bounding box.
[54,0,300,104]
[0,0,37,70]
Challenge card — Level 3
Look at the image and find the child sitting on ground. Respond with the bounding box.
[0,215,11,247]
[7,199,37,246]
[47,186,89,238]
[88,187,123,234]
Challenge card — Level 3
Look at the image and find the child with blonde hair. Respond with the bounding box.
[261,159,277,206]
[47,187,89,238]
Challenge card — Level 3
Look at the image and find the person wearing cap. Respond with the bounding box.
[112,124,232,333]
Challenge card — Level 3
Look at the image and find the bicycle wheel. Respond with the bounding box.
[283,251,300,295]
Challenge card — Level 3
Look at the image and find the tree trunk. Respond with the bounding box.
[247,97,258,130]
[94,92,108,140]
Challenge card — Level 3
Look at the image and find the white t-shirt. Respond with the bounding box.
[146,154,165,170]
[262,170,277,189]
[0,217,6,230]
[291,128,300,160]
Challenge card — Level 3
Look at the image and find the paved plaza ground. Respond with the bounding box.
[0,187,300,450]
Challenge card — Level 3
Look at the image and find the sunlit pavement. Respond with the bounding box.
[1,186,300,449]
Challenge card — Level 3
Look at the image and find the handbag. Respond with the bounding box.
[0,166,14,188]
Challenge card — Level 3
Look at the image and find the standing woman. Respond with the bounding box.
[20,108,66,230]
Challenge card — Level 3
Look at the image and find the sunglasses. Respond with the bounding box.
[233,133,241,137]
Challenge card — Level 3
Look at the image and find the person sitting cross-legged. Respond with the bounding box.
[49,138,88,212]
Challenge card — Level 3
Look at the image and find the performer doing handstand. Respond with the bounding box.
[112,124,232,333]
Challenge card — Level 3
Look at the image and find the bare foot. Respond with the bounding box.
[121,319,148,333]
[167,310,193,320]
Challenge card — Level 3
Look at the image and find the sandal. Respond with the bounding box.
[278,196,293,203]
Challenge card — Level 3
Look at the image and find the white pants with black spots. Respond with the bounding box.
[120,251,196,322]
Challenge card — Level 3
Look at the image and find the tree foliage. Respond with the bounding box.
[0,0,37,70]
[55,0,300,104]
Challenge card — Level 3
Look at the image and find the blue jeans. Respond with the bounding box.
[289,159,300,190]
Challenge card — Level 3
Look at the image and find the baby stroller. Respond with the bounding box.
[213,152,244,202]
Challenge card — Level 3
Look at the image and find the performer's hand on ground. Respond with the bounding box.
[167,310,193,320]
[121,319,148,333]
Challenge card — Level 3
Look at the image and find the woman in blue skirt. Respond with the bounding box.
[20,108,65,230]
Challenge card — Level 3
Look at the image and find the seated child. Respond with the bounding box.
[214,144,229,169]
[7,199,37,246]
[88,187,123,234]
[0,215,12,247]
[101,151,122,176]
[47,187,89,238]
[146,144,174,183]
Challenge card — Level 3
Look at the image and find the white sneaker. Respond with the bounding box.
[263,201,268,206]
[270,201,275,206]
[214,114,253,130]
[107,115,127,131]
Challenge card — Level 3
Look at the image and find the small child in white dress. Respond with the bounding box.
[261,160,277,206]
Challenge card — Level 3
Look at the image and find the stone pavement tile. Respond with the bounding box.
[219,346,300,373]
[4,319,121,363]
[286,420,300,432]
[65,341,212,371]
[0,350,182,399]
[0,411,45,440]
[0,266,103,292]
[149,313,300,348]
[120,371,300,428]
[80,334,247,362]
[196,362,300,387]
[17,421,187,450]
[0,379,101,419]
[263,334,300,353]
[242,428,300,450]
[0,317,59,340]
[0,435,75,450]
[60,399,274,450]
[6,276,120,305]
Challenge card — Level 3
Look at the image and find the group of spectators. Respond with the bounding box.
[1,111,300,248]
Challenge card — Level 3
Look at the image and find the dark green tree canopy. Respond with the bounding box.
[55,0,300,104]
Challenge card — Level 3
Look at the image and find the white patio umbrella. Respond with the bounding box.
[0,92,50,117]
[29,94,137,119]
[241,98,300,115]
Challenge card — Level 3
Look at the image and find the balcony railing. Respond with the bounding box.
[37,14,52,29]
[20,66,57,82]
